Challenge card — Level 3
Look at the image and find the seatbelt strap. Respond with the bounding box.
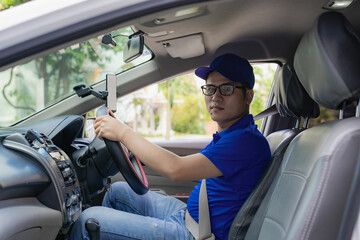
[199,179,214,239]
[253,104,278,121]
[185,179,215,240]
[185,210,200,238]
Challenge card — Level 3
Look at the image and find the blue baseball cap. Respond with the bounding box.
[195,54,255,89]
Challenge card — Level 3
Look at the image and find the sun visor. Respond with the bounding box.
[161,34,205,59]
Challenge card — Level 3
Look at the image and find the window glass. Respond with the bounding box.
[308,101,359,128]
[84,63,278,140]
[251,63,278,128]
[308,106,340,127]
[0,26,152,127]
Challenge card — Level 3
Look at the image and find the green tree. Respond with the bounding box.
[172,94,205,134]
[0,0,31,10]
[35,29,130,106]
[1,26,135,126]
[250,65,275,128]
[1,68,35,121]
[3,28,131,112]
[159,74,207,136]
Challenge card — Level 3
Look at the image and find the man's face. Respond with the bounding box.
[205,71,253,131]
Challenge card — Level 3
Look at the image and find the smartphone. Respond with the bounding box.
[106,74,117,113]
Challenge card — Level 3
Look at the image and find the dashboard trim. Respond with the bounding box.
[3,139,66,220]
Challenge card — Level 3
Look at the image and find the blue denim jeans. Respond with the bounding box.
[70,182,194,240]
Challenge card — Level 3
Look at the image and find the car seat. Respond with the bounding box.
[228,63,319,239]
[243,11,360,240]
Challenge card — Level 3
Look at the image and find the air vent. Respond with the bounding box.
[23,129,52,146]
[24,133,31,144]
[40,133,53,145]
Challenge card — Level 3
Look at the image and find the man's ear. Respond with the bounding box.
[246,89,254,105]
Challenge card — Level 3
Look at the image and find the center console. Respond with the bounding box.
[3,129,82,229]
[25,129,82,227]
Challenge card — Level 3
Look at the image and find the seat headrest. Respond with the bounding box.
[274,64,320,118]
[294,11,360,110]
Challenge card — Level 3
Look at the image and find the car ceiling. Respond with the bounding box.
[1,0,359,84]
[133,0,360,77]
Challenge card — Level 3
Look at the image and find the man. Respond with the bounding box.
[70,54,271,240]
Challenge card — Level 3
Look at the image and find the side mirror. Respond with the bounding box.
[123,36,144,63]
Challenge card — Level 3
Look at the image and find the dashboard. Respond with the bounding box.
[0,115,86,239]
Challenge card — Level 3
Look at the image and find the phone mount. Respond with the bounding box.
[73,84,108,100]
[73,74,117,112]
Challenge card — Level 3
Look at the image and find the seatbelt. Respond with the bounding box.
[185,179,215,240]
[253,104,278,121]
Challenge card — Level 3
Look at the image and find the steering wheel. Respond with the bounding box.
[96,106,149,195]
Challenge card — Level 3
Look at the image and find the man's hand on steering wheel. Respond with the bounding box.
[94,106,149,195]
[94,109,126,141]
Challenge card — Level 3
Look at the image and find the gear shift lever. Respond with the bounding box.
[85,218,100,240]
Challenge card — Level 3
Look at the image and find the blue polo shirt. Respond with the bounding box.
[187,114,271,240]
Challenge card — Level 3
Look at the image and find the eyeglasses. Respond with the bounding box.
[201,83,248,96]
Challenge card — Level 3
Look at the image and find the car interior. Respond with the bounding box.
[0,0,360,240]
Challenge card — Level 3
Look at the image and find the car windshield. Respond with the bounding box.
[0,26,152,127]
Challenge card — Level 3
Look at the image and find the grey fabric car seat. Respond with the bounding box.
[228,64,319,239]
[244,11,360,240]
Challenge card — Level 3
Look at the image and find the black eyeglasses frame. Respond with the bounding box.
[200,83,248,96]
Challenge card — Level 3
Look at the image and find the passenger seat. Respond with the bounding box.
[244,11,360,240]
[228,63,319,239]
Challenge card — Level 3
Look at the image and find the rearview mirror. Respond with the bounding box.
[123,36,144,63]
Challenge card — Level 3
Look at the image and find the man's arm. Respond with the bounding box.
[94,112,222,181]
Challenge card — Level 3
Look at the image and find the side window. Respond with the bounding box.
[84,63,278,140]
[308,101,360,128]
[251,63,278,128]
[308,106,339,127]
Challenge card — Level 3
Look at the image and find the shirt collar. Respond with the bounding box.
[213,114,254,142]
